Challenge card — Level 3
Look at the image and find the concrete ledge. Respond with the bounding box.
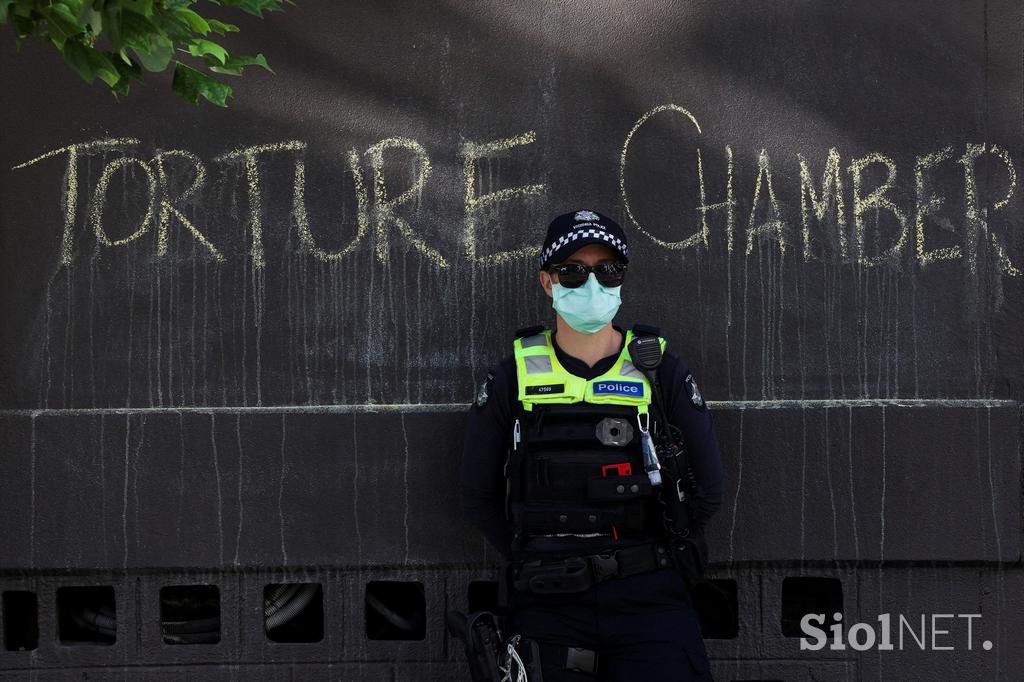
[1,404,1018,570]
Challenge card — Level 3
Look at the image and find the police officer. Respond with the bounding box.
[460,209,725,680]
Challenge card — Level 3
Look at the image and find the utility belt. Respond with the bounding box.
[510,541,676,594]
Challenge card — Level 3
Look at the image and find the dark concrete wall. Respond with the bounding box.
[0,0,1021,679]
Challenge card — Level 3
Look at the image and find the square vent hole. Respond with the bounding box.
[781,576,843,637]
[160,585,221,645]
[365,581,425,640]
[57,586,116,645]
[3,591,39,651]
[264,583,324,643]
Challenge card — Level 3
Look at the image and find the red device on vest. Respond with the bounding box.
[601,463,632,539]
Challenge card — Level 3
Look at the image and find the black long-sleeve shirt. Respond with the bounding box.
[460,323,725,560]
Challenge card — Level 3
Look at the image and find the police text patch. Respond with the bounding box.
[593,380,644,397]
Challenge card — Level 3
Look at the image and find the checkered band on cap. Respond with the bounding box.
[538,229,629,270]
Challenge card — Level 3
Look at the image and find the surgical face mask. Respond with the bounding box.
[551,272,622,334]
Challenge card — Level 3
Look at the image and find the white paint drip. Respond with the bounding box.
[99,413,109,565]
[278,412,288,565]
[351,413,362,561]
[209,412,224,565]
[727,409,743,564]
[401,413,410,566]
[985,407,1002,562]
[131,413,146,564]
[234,414,244,567]
[122,413,130,570]
[879,405,886,562]
[29,414,36,568]
[176,412,186,552]
[846,406,860,559]
[823,407,838,558]
[799,404,806,562]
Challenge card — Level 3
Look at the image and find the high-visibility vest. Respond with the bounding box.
[506,326,668,546]
[512,328,666,411]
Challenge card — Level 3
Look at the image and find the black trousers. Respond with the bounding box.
[506,567,713,681]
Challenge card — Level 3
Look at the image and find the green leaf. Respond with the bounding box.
[62,38,120,86]
[110,51,141,88]
[206,18,238,35]
[6,0,285,104]
[173,7,209,34]
[172,60,231,106]
[150,8,191,41]
[62,39,96,82]
[59,0,85,17]
[122,0,153,17]
[132,33,173,71]
[102,4,121,50]
[118,8,174,70]
[76,2,102,35]
[186,37,227,64]
[12,2,34,19]
[207,51,272,75]
[84,9,102,34]
[11,12,34,37]
[119,8,161,51]
[41,4,83,41]
[96,63,121,86]
[49,2,80,26]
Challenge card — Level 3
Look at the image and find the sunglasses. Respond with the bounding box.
[548,261,627,288]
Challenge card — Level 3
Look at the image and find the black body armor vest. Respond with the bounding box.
[505,325,668,553]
